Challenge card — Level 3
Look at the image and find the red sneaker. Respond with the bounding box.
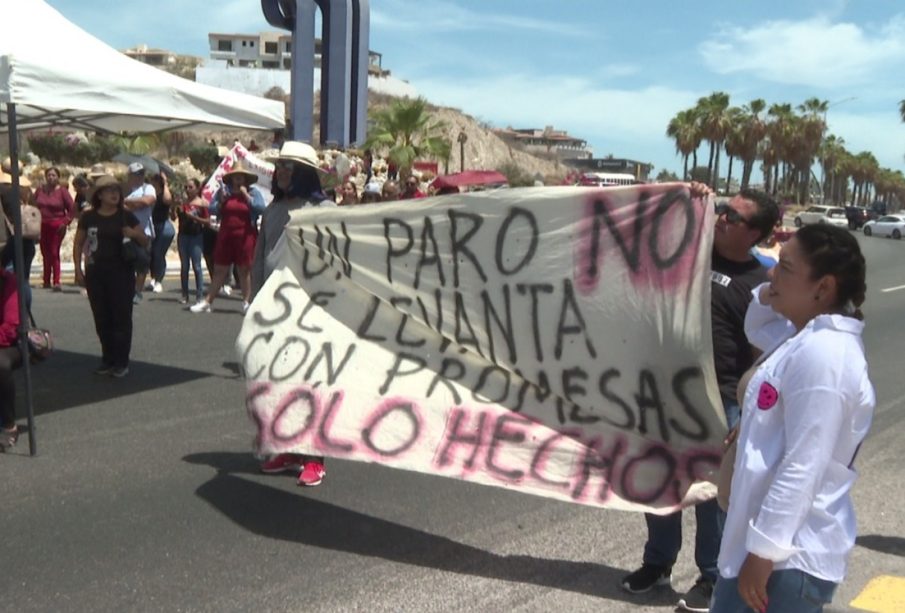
[297,459,326,486]
[260,453,303,474]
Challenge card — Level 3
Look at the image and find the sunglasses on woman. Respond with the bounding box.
[715,202,751,226]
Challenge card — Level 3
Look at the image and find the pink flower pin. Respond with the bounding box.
[757,382,779,410]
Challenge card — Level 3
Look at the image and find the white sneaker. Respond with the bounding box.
[242,301,250,314]
[189,300,212,313]
[144,280,154,291]
[219,286,232,297]
[152,281,163,293]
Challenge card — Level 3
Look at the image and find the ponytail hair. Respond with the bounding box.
[795,224,867,320]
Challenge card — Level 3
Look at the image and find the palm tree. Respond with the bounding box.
[765,103,793,196]
[723,107,745,192]
[900,99,905,122]
[696,92,732,190]
[818,134,845,203]
[363,97,448,179]
[738,99,767,190]
[666,108,702,179]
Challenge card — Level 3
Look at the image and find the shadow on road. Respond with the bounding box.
[857,534,905,557]
[25,349,212,415]
[183,451,677,605]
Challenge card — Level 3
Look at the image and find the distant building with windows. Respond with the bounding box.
[493,126,593,161]
[208,32,388,75]
[565,157,653,182]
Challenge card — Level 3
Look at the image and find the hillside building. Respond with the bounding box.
[493,126,593,161]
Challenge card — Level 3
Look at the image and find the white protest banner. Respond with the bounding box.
[202,143,274,204]
[236,184,724,513]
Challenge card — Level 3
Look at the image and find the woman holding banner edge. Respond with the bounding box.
[250,141,335,487]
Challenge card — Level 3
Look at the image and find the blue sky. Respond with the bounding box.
[46,0,905,176]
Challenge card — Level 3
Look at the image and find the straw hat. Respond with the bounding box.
[88,175,121,202]
[88,163,109,178]
[0,170,30,187]
[221,161,258,185]
[267,141,325,173]
[1,157,22,173]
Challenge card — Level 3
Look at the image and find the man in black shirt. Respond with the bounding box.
[622,186,781,612]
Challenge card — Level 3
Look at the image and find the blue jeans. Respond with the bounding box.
[151,220,176,282]
[641,399,741,581]
[711,569,837,612]
[178,233,204,301]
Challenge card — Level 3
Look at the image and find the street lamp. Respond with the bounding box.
[457,130,468,173]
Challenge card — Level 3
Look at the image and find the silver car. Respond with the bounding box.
[794,205,849,227]
[863,215,905,239]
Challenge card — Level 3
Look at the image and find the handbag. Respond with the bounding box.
[121,210,150,267]
[20,204,42,240]
[26,311,53,364]
[122,238,150,267]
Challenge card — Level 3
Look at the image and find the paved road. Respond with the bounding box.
[3,231,904,612]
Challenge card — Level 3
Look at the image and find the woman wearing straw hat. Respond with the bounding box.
[0,173,37,309]
[252,141,336,487]
[190,161,265,313]
[73,175,149,378]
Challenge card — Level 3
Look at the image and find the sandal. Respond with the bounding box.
[0,427,18,452]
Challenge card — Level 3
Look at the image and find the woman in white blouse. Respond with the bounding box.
[712,223,874,613]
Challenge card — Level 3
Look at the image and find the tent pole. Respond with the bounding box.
[6,103,37,456]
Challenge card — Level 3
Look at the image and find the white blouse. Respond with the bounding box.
[717,283,875,583]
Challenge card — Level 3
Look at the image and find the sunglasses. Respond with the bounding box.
[275,161,295,170]
[715,202,751,226]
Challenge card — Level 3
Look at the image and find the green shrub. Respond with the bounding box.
[188,145,220,175]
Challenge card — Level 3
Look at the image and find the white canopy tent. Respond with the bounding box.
[0,0,284,133]
[1,0,286,455]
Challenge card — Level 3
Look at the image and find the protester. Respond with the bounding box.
[122,163,156,305]
[361,182,382,204]
[34,166,74,291]
[177,178,209,305]
[148,173,176,294]
[622,186,781,613]
[190,162,265,313]
[252,140,335,487]
[0,175,37,298]
[362,148,373,183]
[711,223,873,613]
[73,175,148,378]
[400,175,426,200]
[0,268,22,451]
[381,179,400,202]
[72,175,91,218]
[338,180,359,206]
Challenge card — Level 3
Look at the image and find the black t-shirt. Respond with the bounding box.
[152,193,170,225]
[78,208,140,267]
[0,184,14,220]
[710,249,768,403]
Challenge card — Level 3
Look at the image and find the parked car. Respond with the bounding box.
[862,215,905,239]
[844,206,875,230]
[794,205,849,227]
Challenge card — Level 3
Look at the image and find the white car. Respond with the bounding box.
[794,205,849,227]
[862,215,905,239]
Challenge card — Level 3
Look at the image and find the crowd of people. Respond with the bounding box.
[0,148,877,612]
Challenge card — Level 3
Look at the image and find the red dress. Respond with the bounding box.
[213,194,257,267]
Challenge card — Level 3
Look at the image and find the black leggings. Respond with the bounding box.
[86,263,135,369]
[0,345,23,429]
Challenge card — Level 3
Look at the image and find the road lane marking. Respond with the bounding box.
[880,284,905,293]
[850,575,905,612]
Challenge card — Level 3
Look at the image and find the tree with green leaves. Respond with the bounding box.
[666,108,702,180]
[363,97,450,179]
[696,91,732,190]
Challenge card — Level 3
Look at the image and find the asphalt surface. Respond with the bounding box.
[2,230,904,613]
